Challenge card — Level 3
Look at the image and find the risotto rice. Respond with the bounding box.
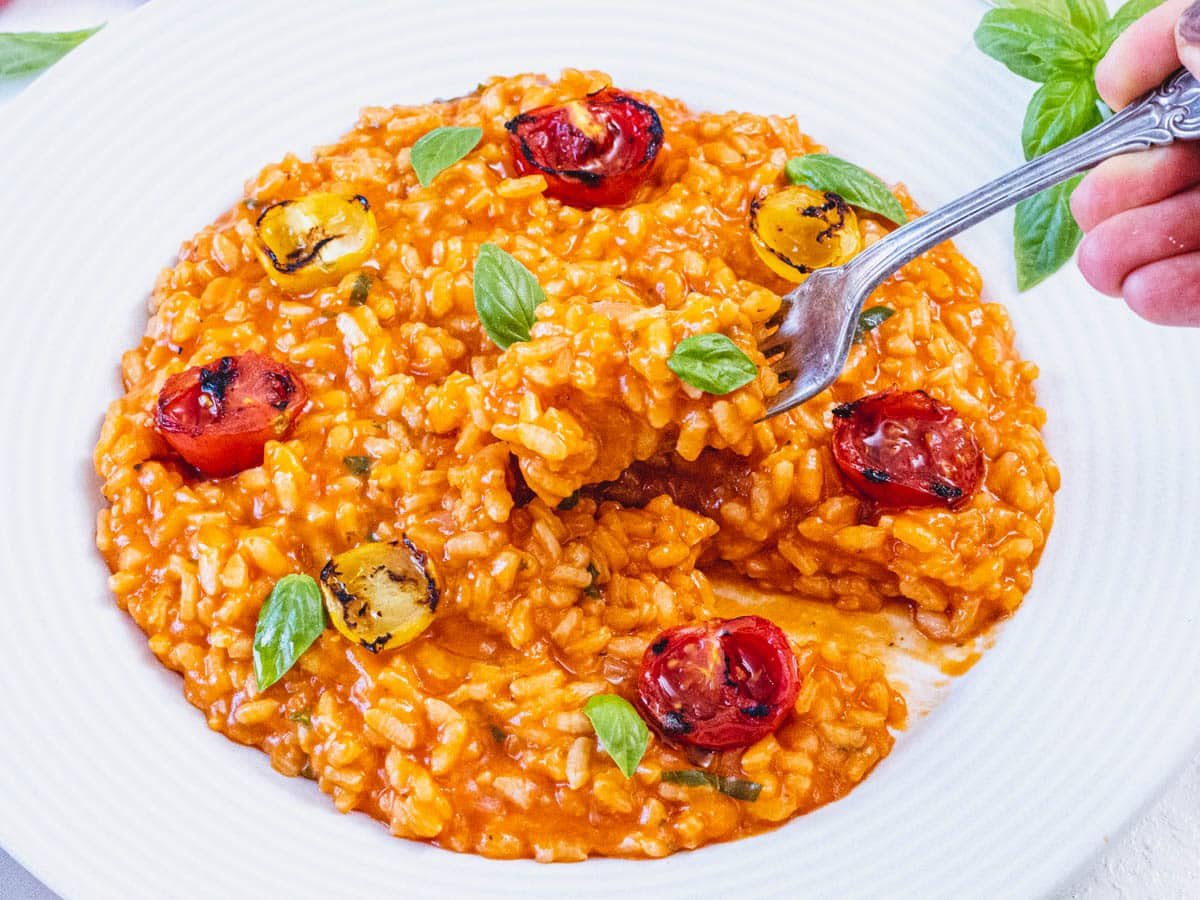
[94,69,1056,859]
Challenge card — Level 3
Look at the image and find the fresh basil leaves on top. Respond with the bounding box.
[411,125,484,187]
[785,154,907,226]
[974,0,1164,290]
[253,574,326,691]
[0,26,103,80]
[584,694,650,779]
[473,243,544,349]
[667,333,758,395]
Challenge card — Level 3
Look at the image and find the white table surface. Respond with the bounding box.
[0,0,1196,897]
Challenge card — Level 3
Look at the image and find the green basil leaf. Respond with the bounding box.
[1014,175,1084,291]
[1021,78,1103,160]
[661,770,763,801]
[253,574,326,691]
[584,694,650,779]
[974,8,1096,81]
[1101,0,1164,53]
[785,154,907,225]
[410,125,483,187]
[0,26,102,80]
[1052,0,1108,33]
[853,306,895,343]
[557,491,580,511]
[667,333,758,395]
[289,708,312,725]
[349,273,371,307]
[343,455,372,476]
[992,0,1108,35]
[473,242,543,350]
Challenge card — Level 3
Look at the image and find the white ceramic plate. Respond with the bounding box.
[1,1,1198,897]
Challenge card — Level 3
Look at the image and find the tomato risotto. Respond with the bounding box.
[94,69,1056,860]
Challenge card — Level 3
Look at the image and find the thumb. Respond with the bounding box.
[1177,1,1200,77]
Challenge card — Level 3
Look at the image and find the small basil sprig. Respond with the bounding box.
[411,125,483,187]
[853,306,895,343]
[661,769,763,801]
[786,154,907,225]
[584,695,650,778]
[974,0,1163,290]
[253,574,326,691]
[667,333,757,395]
[473,243,544,349]
[0,26,103,80]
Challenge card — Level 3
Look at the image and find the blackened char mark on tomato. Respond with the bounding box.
[504,87,664,209]
[198,357,237,403]
[401,535,440,613]
[636,616,800,751]
[154,350,307,479]
[254,194,370,274]
[662,711,693,736]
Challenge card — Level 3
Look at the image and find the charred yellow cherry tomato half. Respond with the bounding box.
[749,185,861,283]
[319,538,438,652]
[252,192,378,292]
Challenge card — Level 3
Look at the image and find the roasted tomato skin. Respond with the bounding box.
[749,185,862,282]
[831,389,984,510]
[252,192,378,292]
[155,351,307,478]
[505,87,663,208]
[636,616,800,751]
[319,537,439,653]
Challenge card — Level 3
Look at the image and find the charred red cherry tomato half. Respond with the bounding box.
[636,616,800,751]
[505,87,663,208]
[831,389,983,510]
[155,351,307,478]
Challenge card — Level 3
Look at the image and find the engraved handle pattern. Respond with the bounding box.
[1125,67,1200,144]
[853,69,1200,289]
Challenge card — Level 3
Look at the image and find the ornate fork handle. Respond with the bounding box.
[853,68,1200,289]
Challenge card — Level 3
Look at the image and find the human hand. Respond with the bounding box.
[1072,0,1200,324]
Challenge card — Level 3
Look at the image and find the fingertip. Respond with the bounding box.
[1123,254,1200,326]
[1069,171,1101,234]
[1122,267,1166,324]
[1093,51,1130,111]
[1095,0,1191,109]
[1177,35,1200,82]
[1076,231,1123,297]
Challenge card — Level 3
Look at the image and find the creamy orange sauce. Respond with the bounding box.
[94,69,1050,860]
[712,577,990,716]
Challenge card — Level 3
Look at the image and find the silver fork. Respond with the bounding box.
[764,68,1200,419]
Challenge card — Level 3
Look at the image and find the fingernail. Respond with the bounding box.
[1180,1,1200,43]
